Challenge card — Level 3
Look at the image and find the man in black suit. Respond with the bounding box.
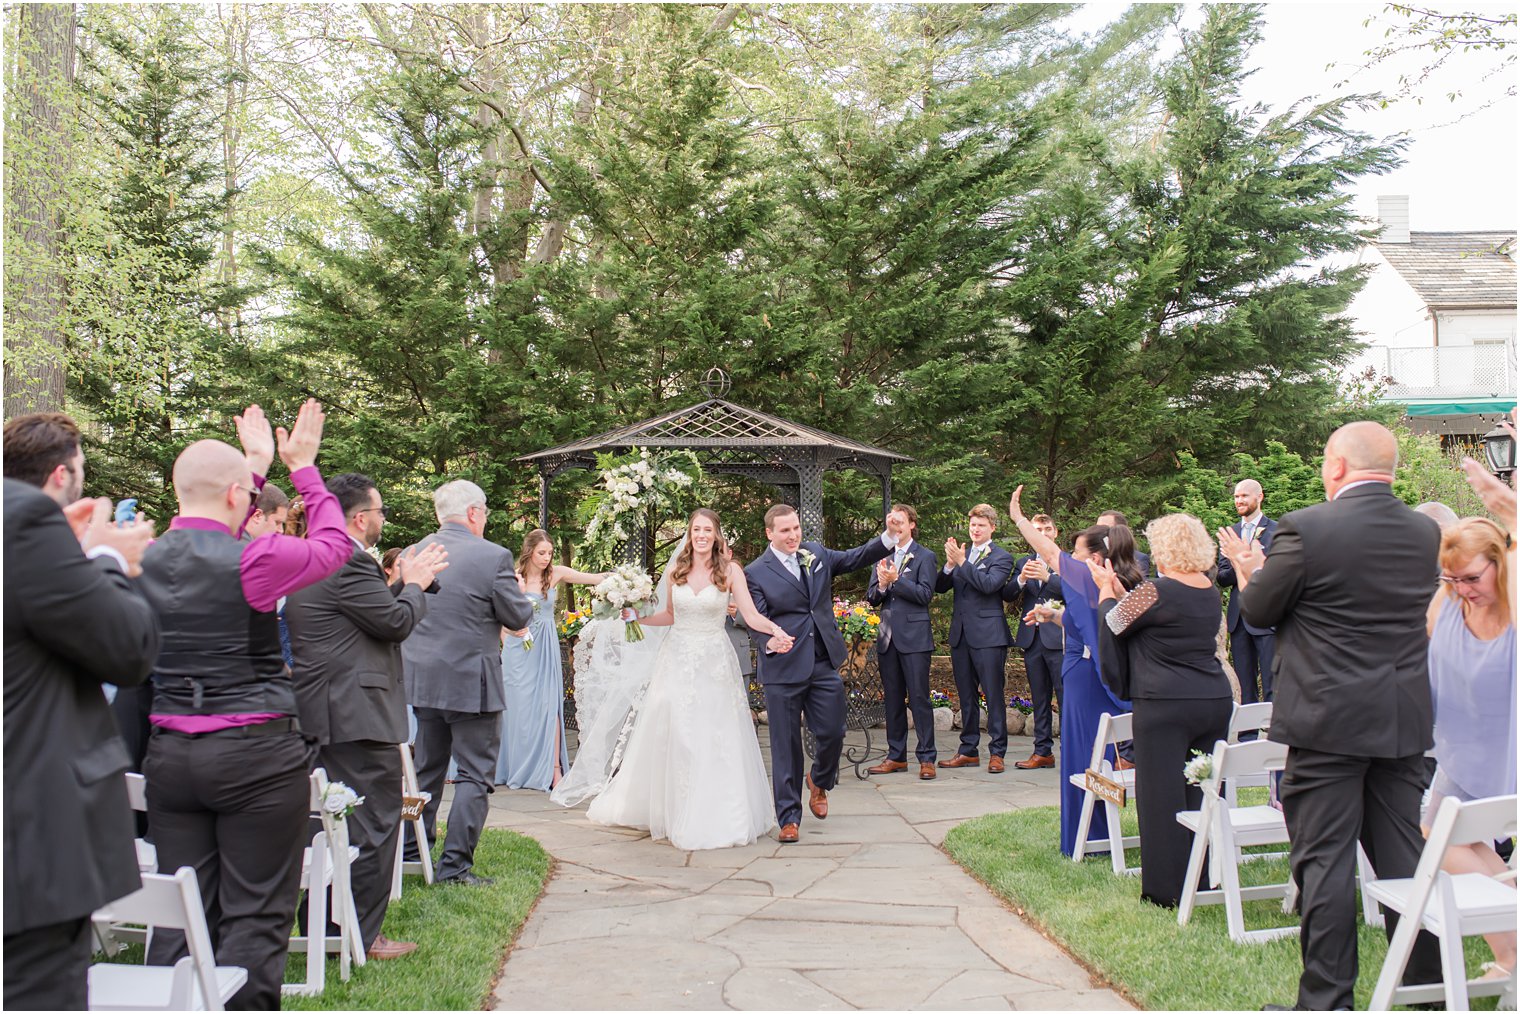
[1216,479,1278,704]
[1222,421,1443,1012]
[3,412,161,1009]
[285,473,448,960]
[865,504,940,779]
[1004,513,1063,770]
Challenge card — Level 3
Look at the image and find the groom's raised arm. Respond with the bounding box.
[823,531,894,576]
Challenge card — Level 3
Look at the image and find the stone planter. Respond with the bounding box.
[933,708,954,732]
[1006,710,1028,737]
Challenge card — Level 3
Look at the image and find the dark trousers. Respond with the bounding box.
[1229,628,1276,704]
[763,656,846,828]
[413,707,498,881]
[319,740,402,949]
[951,641,1008,758]
[1131,696,1233,907]
[4,917,90,1009]
[878,645,935,763]
[1280,748,1442,1011]
[1023,645,1063,757]
[143,728,312,1011]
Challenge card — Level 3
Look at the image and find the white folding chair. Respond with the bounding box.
[284,768,366,997]
[88,867,248,1011]
[93,773,158,956]
[1367,794,1518,1011]
[1223,702,1273,806]
[1068,711,1140,875]
[392,742,434,901]
[1176,739,1299,943]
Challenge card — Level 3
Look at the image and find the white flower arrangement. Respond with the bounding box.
[581,449,702,561]
[1183,750,1215,786]
[798,548,817,572]
[590,563,657,642]
[320,780,365,821]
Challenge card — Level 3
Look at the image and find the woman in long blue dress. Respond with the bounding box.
[1009,487,1142,857]
[496,530,609,791]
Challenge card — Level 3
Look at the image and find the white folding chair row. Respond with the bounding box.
[88,867,248,1011]
[392,742,434,901]
[1367,794,1518,1011]
[1069,711,1141,876]
[283,767,366,997]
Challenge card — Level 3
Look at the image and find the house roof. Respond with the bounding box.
[1375,231,1517,309]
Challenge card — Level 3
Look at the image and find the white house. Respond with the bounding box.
[1345,195,1516,439]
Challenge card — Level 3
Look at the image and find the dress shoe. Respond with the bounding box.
[1114,756,1136,771]
[805,773,828,820]
[938,754,980,769]
[367,934,418,960]
[867,759,908,775]
[1014,753,1055,770]
[919,762,937,780]
[439,870,495,887]
[778,823,800,844]
[988,755,1006,774]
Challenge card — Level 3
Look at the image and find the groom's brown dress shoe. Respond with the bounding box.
[867,759,908,775]
[938,754,979,769]
[806,773,828,819]
[778,823,800,844]
[1014,753,1055,770]
[988,756,1006,774]
[919,763,937,780]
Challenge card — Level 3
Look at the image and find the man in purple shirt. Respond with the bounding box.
[138,400,352,1011]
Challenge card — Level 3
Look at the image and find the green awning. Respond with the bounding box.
[1392,397,1517,417]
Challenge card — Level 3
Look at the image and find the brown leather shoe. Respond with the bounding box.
[938,754,980,769]
[806,773,828,820]
[867,759,908,775]
[919,762,937,780]
[988,756,1006,774]
[1114,756,1136,771]
[1014,753,1055,770]
[367,934,418,960]
[778,823,799,844]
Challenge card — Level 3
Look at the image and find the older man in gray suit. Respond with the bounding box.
[403,480,533,885]
[286,473,448,957]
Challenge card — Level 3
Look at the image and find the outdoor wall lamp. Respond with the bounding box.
[1481,419,1516,479]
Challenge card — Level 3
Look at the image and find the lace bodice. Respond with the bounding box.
[670,583,729,634]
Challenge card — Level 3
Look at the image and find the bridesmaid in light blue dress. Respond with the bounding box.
[496,530,608,791]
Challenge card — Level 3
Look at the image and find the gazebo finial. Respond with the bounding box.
[701,367,732,400]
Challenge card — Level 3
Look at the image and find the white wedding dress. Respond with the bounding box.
[585,582,776,850]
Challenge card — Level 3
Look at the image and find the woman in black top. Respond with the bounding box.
[1094,512,1233,908]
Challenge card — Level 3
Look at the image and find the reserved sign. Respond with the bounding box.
[401,794,427,821]
[1085,769,1127,807]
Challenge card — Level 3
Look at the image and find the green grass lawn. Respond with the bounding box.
[943,805,1502,1011]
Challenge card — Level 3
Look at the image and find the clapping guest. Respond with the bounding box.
[1005,513,1064,770]
[1424,517,1516,980]
[1094,514,1233,908]
[865,505,940,779]
[936,504,1015,772]
[1010,486,1141,858]
[496,530,609,792]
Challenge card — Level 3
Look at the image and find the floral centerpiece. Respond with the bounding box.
[579,449,702,564]
[832,598,881,641]
[590,563,656,642]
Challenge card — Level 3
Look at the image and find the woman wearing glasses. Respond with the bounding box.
[1425,516,1516,982]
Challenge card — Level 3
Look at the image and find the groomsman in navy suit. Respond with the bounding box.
[1216,479,1277,704]
[746,505,895,844]
[1004,513,1064,769]
[865,504,939,780]
[936,504,1015,772]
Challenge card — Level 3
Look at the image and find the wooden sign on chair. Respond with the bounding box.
[1084,769,1127,808]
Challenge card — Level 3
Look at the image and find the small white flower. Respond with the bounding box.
[320,782,365,819]
[1183,751,1214,786]
[798,548,817,572]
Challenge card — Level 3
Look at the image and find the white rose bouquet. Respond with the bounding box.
[1183,749,1214,786]
[590,563,657,642]
[320,780,365,820]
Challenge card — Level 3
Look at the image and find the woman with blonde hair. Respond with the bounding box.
[1424,516,1516,981]
[496,529,610,791]
[1093,512,1233,907]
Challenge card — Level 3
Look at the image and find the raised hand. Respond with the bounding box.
[276,399,325,472]
[1460,456,1517,523]
[944,537,966,568]
[235,404,276,477]
[399,542,448,588]
[1086,556,1121,600]
[1008,485,1027,524]
[1218,526,1266,585]
[80,498,155,577]
[62,497,100,542]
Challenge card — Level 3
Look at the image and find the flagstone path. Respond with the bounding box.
[474,728,1133,1011]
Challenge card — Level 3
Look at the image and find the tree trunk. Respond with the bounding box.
[4,3,75,418]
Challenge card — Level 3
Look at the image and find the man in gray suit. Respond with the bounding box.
[403,480,533,885]
[285,473,448,958]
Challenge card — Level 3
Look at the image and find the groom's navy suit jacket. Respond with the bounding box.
[746,536,894,684]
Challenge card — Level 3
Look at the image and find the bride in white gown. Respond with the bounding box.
[574,509,794,850]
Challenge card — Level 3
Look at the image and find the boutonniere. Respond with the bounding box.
[1251,526,1265,542]
[798,548,817,572]
[900,552,915,569]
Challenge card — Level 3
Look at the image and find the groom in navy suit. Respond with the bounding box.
[746,504,895,844]
[936,504,1015,772]
[1216,479,1277,704]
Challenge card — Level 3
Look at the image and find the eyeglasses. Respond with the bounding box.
[356,505,388,519]
[1438,560,1494,587]
[231,484,258,508]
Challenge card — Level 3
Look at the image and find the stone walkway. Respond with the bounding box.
[477,729,1132,1011]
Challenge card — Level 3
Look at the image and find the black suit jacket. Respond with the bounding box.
[1005,553,1064,651]
[2,479,161,933]
[1241,483,1440,758]
[286,544,427,746]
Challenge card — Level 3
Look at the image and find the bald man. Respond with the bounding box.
[1219,421,1442,1012]
[137,401,353,1010]
[1215,478,1278,705]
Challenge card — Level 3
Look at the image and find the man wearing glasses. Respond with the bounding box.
[1218,421,1443,1013]
[403,480,533,886]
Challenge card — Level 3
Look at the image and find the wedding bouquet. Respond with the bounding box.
[320,780,365,821]
[590,563,656,642]
[1183,749,1214,786]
